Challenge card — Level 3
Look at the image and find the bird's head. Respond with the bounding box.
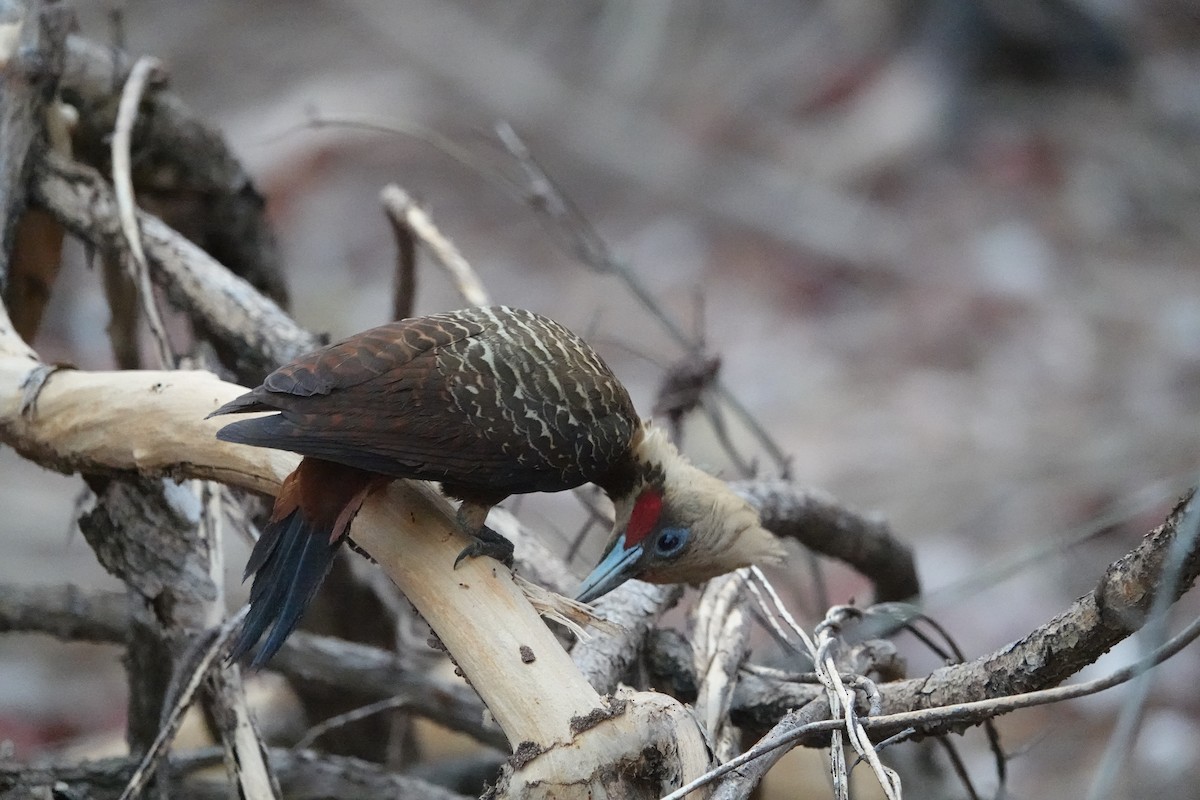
[575,425,786,603]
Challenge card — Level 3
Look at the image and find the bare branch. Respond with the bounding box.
[79,475,215,608]
[380,184,418,320]
[197,481,279,799]
[495,122,792,475]
[734,480,920,602]
[117,610,246,800]
[0,0,71,285]
[60,35,289,309]
[271,631,504,750]
[730,641,900,734]
[7,487,1198,791]
[571,582,682,694]
[706,703,830,800]
[101,248,142,368]
[1087,491,1200,798]
[294,695,411,752]
[691,572,752,761]
[882,491,1199,727]
[0,746,472,800]
[0,582,506,748]
[0,582,128,641]
[110,54,173,369]
[204,665,279,800]
[29,151,315,381]
[379,184,489,307]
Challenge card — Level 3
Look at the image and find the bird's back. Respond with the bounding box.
[212,306,640,496]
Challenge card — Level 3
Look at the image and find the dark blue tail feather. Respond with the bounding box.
[254,534,335,666]
[229,509,342,668]
[243,513,286,581]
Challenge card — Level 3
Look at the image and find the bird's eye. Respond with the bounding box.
[653,527,689,558]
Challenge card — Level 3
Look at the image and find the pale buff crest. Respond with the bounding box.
[614,423,786,584]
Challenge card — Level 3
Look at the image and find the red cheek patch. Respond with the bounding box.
[626,489,663,547]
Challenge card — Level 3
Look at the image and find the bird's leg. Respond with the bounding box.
[453,501,515,569]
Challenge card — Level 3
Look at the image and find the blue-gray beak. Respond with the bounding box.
[575,534,643,603]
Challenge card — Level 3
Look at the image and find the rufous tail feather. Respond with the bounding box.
[229,459,381,667]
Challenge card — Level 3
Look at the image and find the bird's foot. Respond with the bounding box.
[454,524,515,569]
[345,538,377,564]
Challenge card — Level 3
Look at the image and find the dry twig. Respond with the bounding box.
[381,184,418,319]
[379,183,489,307]
[110,55,173,368]
[691,571,753,762]
[736,480,919,602]
[62,34,289,308]
[667,607,1200,799]
[1086,490,1200,799]
[196,481,279,799]
[494,121,792,475]
[0,745,471,800]
[30,151,315,380]
[294,696,412,752]
[117,609,248,800]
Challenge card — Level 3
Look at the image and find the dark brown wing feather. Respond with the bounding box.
[213,306,640,495]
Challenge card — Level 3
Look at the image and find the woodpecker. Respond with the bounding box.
[210,306,784,666]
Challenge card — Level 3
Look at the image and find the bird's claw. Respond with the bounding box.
[453,525,515,569]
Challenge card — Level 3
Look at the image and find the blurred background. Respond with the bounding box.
[3,0,1200,797]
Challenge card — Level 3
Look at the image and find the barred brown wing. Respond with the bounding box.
[213,306,640,495]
